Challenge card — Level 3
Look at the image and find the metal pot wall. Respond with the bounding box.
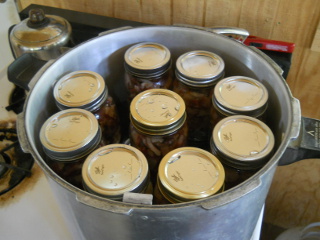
[17,26,319,240]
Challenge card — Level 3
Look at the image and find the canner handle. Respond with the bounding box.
[174,24,250,43]
[16,59,55,153]
[208,26,250,43]
[210,29,320,164]
[280,116,320,165]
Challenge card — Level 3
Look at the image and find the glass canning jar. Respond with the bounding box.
[211,76,269,129]
[173,50,225,145]
[53,70,121,145]
[129,89,188,184]
[210,115,275,190]
[39,109,102,189]
[153,147,225,204]
[124,42,173,102]
[82,144,152,201]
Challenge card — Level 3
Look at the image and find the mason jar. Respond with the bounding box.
[211,76,269,129]
[39,109,102,189]
[53,70,121,145]
[129,89,188,184]
[153,147,225,204]
[173,50,225,145]
[210,115,275,190]
[124,42,173,102]
[82,144,152,201]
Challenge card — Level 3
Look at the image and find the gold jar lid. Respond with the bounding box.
[82,144,149,199]
[213,76,268,117]
[158,147,225,203]
[175,50,225,87]
[124,42,171,78]
[39,109,101,161]
[130,89,186,135]
[211,115,274,169]
[53,70,107,111]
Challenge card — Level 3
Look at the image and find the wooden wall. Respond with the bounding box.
[19,0,320,229]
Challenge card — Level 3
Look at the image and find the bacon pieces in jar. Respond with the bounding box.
[124,42,173,102]
[129,89,188,184]
[173,50,225,144]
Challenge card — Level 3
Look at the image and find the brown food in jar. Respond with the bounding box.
[222,164,258,190]
[129,122,188,184]
[39,109,103,189]
[174,50,225,143]
[45,157,85,189]
[53,70,122,145]
[210,103,226,131]
[210,103,267,132]
[44,139,105,190]
[124,42,173,102]
[125,69,173,102]
[93,95,121,145]
[210,115,275,190]
[173,79,213,143]
[153,180,172,205]
[129,88,188,184]
[210,76,269,130]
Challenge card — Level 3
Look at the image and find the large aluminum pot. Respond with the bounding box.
[17,26,308,240]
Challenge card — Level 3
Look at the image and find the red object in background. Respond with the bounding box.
[244,35,295,53]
